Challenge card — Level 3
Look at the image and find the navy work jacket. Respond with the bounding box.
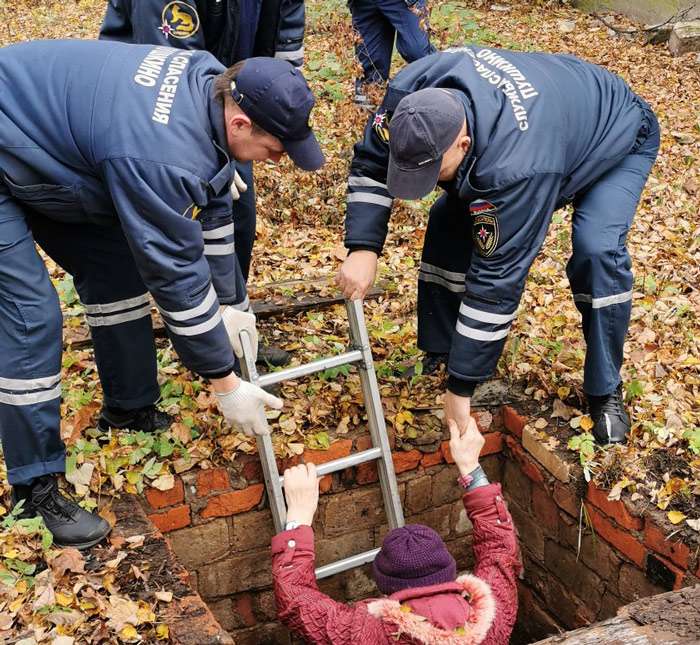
[0,40,239,377]
[345,48,646,384]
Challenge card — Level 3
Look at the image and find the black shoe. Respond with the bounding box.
[354,79,376,110]
[403,352,448,379]
[587,384,630,445]
[98,404,172,433]
[12,475,110,549]
[257,343,291,368]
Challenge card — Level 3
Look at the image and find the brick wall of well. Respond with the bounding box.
[141,403,700,644]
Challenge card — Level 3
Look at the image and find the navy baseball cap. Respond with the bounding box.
[387,88,466,200]
[230,57,325,171]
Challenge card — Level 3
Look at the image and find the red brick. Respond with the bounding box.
[586,483,642,531]
[240,457,262,483]
[421,451,444,468]
[145,477,184,510]
[505,435,544,483]
[196,468,230,497]
[481,431,503,456]
[441,440,454,464]
[503,405,526,438]
[554,481,580,517]
[392,449,422,474]
[319,475,332,494]
[648,554,685,591]
[232,594,256,627]
[643,520,690,569]
[148,505,190,532]
[201,484,264,519]
[356,461,378,485]
[585,504,646,568]
[532,484,559,533]
[304,439,353,465]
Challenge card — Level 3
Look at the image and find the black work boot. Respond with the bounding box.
[403,352,448,379]
[587,384,630,445]
[98,404,172,433]
[353,79,376,111]
[12,475,110,549]
[257,343,291,368]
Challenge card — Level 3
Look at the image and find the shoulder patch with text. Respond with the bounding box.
[159,1,200,39]
[372,110,390,145]
[470,200,499,257]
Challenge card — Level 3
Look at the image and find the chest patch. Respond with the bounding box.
[470,200,499,257]
[373,110,390,145]
[160,1,200,39]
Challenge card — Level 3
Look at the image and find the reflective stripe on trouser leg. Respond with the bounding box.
[28,216,159,410]
[0,203,65,485]
[417,194,471,354]
[567,106,660,397]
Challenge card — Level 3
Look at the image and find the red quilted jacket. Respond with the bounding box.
[272,483,520,644]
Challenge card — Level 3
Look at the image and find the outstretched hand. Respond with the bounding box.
[448,417,484,476]
[283,463,320,527]
[336,250,378,300]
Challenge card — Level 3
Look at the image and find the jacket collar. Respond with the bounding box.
[206,77,234,195]
[367,574,496,645]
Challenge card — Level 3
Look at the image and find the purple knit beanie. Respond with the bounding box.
[372,524,457,595]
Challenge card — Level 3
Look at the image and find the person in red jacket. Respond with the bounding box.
[272,415,521,644]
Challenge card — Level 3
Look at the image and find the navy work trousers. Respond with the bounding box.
[349,0,434,83]
[0,186,160,485]
[417,101,660,397]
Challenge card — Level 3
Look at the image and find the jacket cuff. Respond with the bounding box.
[446,375,478,397]
[463,483,511,525]
[271,525,315,554]
[347,245,381,256]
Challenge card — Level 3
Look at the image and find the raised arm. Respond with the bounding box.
[272,464,387,644]
[449,418,521,645]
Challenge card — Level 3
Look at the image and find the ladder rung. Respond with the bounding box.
[257,350,363,387]
[278,447,382,485]
[315,547,381,579]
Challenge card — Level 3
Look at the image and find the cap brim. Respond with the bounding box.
[387,154,441,200]
[283,130,325,171]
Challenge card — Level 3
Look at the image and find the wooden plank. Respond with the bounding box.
[62,282,387,351]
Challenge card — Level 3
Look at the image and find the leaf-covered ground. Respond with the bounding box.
[0,0,699,641]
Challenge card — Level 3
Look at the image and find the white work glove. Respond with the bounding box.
[221,305,258,361]
[230,169,248,201]
[216,380,283,436]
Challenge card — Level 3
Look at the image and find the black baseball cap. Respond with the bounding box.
[387,88,466,199]
[230,57,325,171]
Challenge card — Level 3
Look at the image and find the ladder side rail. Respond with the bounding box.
[345,300,405,529]
[239,330,287,533]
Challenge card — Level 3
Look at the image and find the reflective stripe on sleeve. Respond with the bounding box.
[202,223,234,240]
[204,243,236,256]
[347,193,392,208]
[158,285,218,322]
[164,308,223,337]
[348,176,389,191]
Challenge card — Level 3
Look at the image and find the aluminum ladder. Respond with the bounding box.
[239,299,404,579]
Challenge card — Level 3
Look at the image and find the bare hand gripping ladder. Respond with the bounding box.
[238,299,404,579]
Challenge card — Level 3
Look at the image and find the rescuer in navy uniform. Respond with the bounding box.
[350,0,434,108]
[337,48,660,445]
[0,40,324,548]
[99,0,306,385]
